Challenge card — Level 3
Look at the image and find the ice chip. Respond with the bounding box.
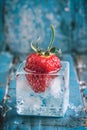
[50,77,61,98]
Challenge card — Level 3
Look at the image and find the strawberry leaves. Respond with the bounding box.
[31,42,43,55]
[30,25,62,57]
[50,47,56,53]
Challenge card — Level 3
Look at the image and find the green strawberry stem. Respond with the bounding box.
[30,25,62,57]
[31,42,37,52]
[47,25,55,51]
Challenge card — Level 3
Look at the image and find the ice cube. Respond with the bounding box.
[16,61,69,117]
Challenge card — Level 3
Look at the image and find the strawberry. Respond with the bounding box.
[24,25,62,93]
[25,73,53,93]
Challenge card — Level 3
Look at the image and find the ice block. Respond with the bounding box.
[16,61,69,117]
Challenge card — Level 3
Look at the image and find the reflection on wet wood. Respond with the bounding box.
[74,54,87,127]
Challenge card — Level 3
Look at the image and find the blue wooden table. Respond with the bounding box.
[0,52,87,130]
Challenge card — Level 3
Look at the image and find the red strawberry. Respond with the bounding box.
[25,53,61,73]
[25,73,53,93]
[25,53,61,93]
[24,25,62,93]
